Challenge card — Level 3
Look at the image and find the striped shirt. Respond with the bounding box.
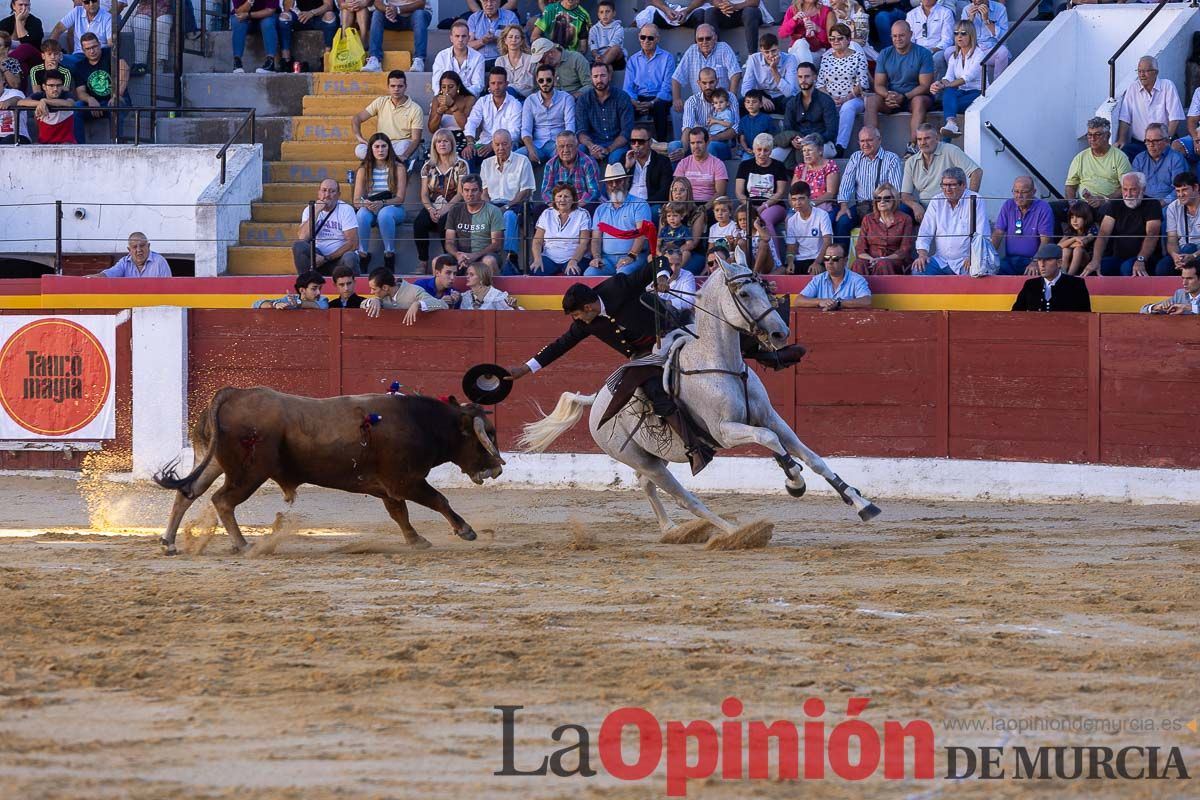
[836,149,905,204]
[682,92,740,135]
[671,42,743,97]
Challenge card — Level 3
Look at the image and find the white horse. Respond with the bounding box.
[519,257,881,535]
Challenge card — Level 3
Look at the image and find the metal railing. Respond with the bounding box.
[983,120,1064,199]
[979,0,1041,95]
[1107,0,1171,101]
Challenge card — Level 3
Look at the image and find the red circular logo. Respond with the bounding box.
[0,319,112,436]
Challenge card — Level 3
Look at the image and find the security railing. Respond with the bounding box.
[983,121,1064,199]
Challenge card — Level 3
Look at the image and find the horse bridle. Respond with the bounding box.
[722,270,780,343]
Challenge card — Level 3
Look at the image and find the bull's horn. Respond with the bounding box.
[473,415,502,460]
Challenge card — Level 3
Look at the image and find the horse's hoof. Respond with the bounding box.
[786,482,806,498]
[411,537,432,549]
[858,503,882,522]
[457,527,478,541]
[160,539,177,556]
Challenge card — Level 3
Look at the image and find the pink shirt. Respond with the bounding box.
[674,154,729,202]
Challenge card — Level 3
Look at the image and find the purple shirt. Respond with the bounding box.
[101,252,172,277]
[993,198,1054,259]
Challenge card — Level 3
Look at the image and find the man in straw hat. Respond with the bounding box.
[589,162,655,276]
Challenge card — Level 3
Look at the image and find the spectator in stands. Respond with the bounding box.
[1159,172,1200,277]
[29,38,70,93]
[794,133,839,212]
[129,0,174,77]
[778,0,832,66]
[412,255,462,305]
[835,126,904,245]
[589,163,653,275]
[1114,56,1184,161]
[532,37,590,97]
[624,122,672,204]
[1171,86,1200,167]
[351,70,422,171]
[864,20,932,156]
[707,196,741,265]
[427,70,476,155]
[364,0,431,74]
[432,20,485,96]
[816,24,868,158]
[532,0,590,53]
[459,262,517,309]
[654,245,698,314]
[671,23,742,112]
[519,62,573,164]
[293,179,361,275]
[912,166,988,275]
[412,128,468,272]
[328,264,364,308]
[1140,261,1200,315]
[539,130,602,207]
[738,90,779,158]
[352,132,407,273]
[700,0,769,57]
[466,0,518,69]
[1,0,44,76]
[907,0,954,77]
[931,23,983,141]
[340,0,370,45]
[480,129,534,272]
[588,0,624,69]
[92,232,172,277]
[531,181,591,275]
[992,176,1054,276]
[1010,244,1092,313]
[0,31,23,89]
[229,0,279,74]
[772,61,836,169]
[1082,171,1161,277]
[72,33,128,143]
[1065,116,1132,211]
[445,174,504,273]
[795,243,871,310]
[682,67,738,159]
[902,123,981,223]
[362,267,450,323]
[1131,122,1188,205]
[496,24,533,99]
[632,0,703,30]
[784,180,832,274]
[623,24,674,144]
[674,128,728,203]
[0,81,28,142]
[660,181,707,274]
[851,182,913,275]
[735,133,790,260]
[742,33,797,115]
[1058,200,1098,277]
[961,0,1008,78]
[464,67,522,167]
[15,70,73,142]
[576,61,634,165]
[51,0,111,68]
[254,271,330,309]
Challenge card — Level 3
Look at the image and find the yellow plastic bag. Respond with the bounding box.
[329,27,365,73]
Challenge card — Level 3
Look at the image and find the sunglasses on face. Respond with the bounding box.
[639,35,657,41]
[697,36,714,41]
[823,256,844,262]
[630,137,649,144]
[875,195,894,202]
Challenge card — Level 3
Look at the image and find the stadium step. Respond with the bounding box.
[267,159,361,183]
[291,115,371,142]
[251,202,306,224]
[301,94,384,117]
[312,72,393,95]
[262,182,352,203]
[280,139,357,161]
[324,51,412,72]
[239,221,297,246]
[227,246,296,275]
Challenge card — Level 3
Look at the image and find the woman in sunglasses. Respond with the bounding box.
[851,182,913,275]
[930,24,983,141]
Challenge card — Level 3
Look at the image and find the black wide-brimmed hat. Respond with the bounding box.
[462,363,513,405]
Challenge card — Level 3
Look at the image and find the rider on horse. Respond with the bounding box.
[505,252,806,474]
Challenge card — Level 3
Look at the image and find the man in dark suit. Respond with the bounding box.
[624,123,673,204]
[1012,243,1092,312]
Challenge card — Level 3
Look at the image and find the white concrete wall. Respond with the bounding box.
[966,5,1200,201]
[0,144,261,275]
[131,307,188,479]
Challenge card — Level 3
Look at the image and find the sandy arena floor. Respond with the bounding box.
[0,475,1196,799]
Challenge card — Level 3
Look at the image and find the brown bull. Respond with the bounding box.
[154,387,505,555]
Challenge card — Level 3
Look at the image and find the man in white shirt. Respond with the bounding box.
[907,0,955,77]
[740,33,797,112]
[431,19,485,96]
[784,180,833,274]
[480,129,535,273]
[292,179,361,275]
[912,166,989,275]
[0,86,30,143]
[464,66,522,163]
[1158,172,1200,276]
[1115,55,1185,162]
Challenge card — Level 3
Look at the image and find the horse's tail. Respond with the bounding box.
[518,392,596,453]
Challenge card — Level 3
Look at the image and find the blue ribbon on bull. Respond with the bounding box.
[360,413,383,446]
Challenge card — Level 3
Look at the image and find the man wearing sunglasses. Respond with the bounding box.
[623,24,674,143]
[670,23,741,114]
[795,244,871,312]
[50,0,111,69]
[519,62,575,165]
[623,122,672,203]
[991,175,1054,277]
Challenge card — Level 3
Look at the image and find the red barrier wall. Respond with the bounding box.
[186,309,1200,470]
